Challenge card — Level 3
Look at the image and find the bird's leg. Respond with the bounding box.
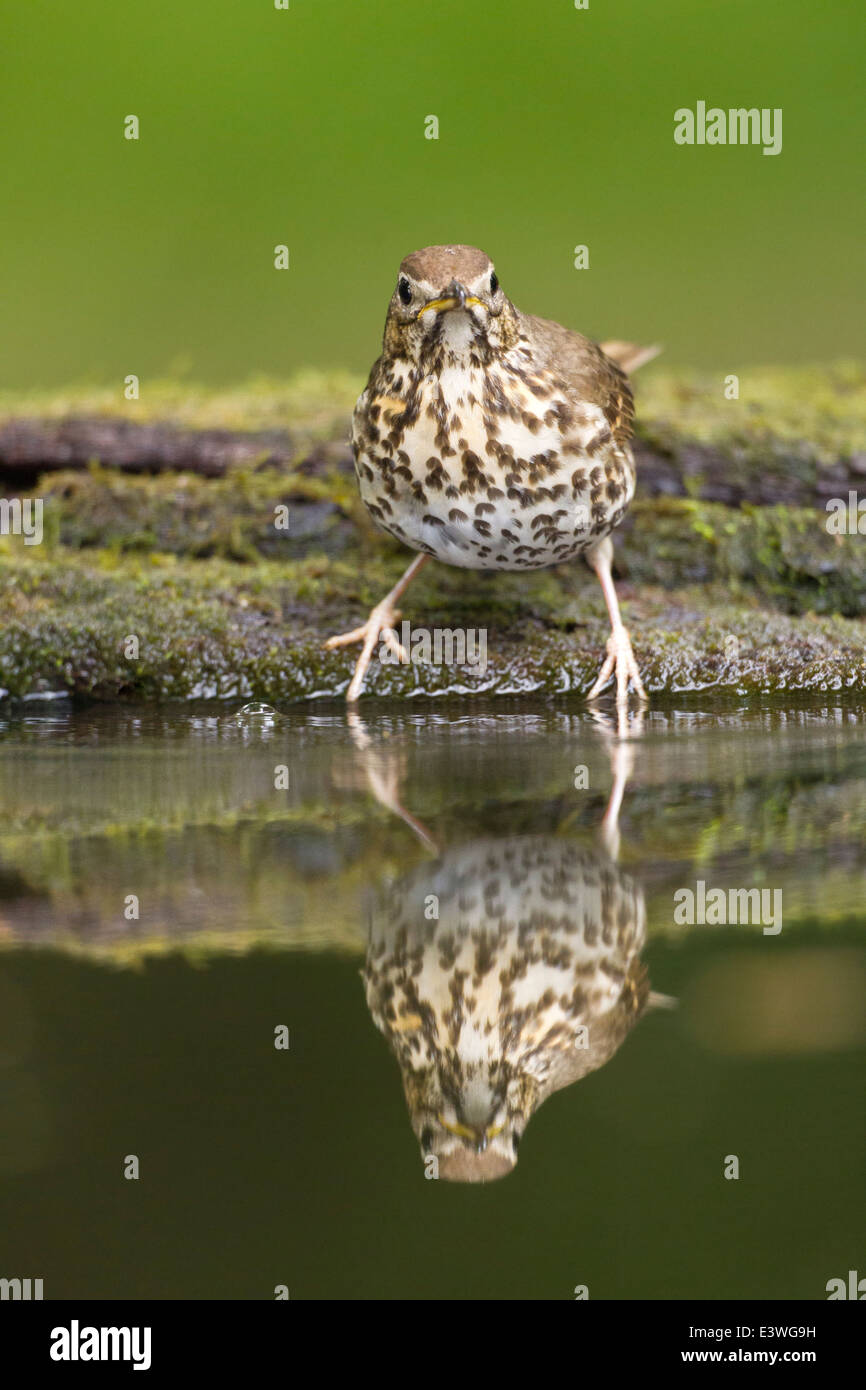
[587,707,644,857]
[324,553,430,702]
[598,735,634,862]
[345,713,439,852]
[584,536,647,706]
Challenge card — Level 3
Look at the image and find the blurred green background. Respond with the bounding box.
[1,0,862,390]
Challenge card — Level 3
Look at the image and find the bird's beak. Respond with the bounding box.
[418,280,482,319]
[438,1113,505,1148]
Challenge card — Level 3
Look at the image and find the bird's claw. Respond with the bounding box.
[586,627,647,707]
[324,603,406,702]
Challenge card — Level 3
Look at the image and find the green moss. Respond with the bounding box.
[622,498,866,616]
[39,464,358,561]
[1,543,864,702]
[4,363,865,460]
[635,360,866,467]
[0,370,361,434]
[2,363,866,701]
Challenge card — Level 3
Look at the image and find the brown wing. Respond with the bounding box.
[519,311,637,446]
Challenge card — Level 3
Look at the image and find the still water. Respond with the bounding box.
[1,699,864,1299]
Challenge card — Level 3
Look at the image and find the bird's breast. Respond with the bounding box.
[365,837,647,1078]
[353,355,635,570]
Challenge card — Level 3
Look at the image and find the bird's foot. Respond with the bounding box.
[586,625,647,706]
[323,602,408,702]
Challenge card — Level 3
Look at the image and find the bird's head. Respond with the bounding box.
[383,244,518,364]
[405,1061,538,1183]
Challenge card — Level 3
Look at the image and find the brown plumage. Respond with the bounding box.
[325,245,656,703]
[364,835,651,1182]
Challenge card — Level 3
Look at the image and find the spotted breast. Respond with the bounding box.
[353,305,636,572]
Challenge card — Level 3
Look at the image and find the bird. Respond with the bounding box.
[325,244,657,704]
[364,835,652,1182]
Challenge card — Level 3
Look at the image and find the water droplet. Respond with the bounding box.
[235,701,280,730]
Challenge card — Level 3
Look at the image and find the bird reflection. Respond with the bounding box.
[349,712,671,1182]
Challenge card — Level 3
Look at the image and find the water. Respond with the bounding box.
[0,699,864,1298]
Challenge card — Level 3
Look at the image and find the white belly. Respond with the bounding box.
[353,358,633,571]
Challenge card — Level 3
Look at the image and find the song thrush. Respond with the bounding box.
[326,244,656,703]
[348,707,674,1181]
[364,835,651,1182]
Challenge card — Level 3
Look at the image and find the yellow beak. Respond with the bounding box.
[418,294,483,318]
[438,1114,505,1145]
[417,279,484,319]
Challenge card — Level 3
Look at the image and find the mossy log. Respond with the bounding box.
[2,363,865,512]
[1,363,865,702]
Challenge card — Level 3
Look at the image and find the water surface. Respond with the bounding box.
[0,699,864,1298]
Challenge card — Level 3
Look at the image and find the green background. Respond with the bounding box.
[1,0,862,389]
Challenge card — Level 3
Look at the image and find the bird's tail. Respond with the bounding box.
[601,340,663,375]
[647,990,678,1011]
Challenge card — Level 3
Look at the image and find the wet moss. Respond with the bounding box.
[635,361,866,471]
[41,464,359,561]
[1,363,865,701]
[623,498,866,616]
[1,544,864,701]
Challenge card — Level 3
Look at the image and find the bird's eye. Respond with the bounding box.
[490,271,499,294]
[398,277,412,305]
